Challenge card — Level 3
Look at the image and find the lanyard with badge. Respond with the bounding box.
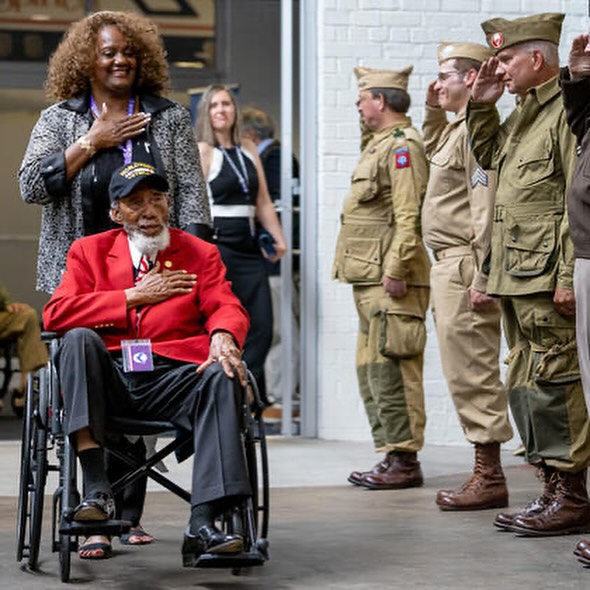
[219,146,256,236]
[90,96,136,165]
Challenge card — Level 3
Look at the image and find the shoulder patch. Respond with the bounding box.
[394,147,411,169]
[393,128,405,138]
[471,167,489,188]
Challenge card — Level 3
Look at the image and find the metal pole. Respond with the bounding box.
[280,0,294,436]
[298,0,318,437]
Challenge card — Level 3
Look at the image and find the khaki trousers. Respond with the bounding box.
[353,284,429,453]
[430,254,512,444]
[0,306,48,389]
[502,294,590,471]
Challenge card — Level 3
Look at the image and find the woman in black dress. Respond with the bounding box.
[195,85,287,404]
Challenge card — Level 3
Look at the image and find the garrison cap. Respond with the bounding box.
[437,41,492,64]
[354,65,413,91]
[109,162,169,203]
[481,13,564,53]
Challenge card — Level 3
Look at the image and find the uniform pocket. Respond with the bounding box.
[342,237,382,283]
[378,310,426,358]
[504,219,556,278]
[351,159,378,202]
[515,137,555,186]
[532,341,580,385]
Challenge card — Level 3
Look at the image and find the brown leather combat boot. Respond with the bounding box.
[361,451,423,490]
[348,455,392,486]
[511,469,590,536]
[435,442,508,511]
[493,465,556,531]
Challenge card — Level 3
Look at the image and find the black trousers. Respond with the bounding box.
[56,328,251,506]
[217,243,273,402]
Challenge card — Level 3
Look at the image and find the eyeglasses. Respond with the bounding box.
[437,70,463,82]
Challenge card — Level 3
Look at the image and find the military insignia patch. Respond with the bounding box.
[490,32,503,49]
[394,147,410,169]
[471,167,489,188]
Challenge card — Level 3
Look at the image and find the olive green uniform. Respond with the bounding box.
[334,117,430,453]
[422,105,513,445]
[466,76,590,471]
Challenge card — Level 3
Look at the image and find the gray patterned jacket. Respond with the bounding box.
[19,93,211,293]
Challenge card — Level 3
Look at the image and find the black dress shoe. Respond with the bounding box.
[72,491,115,522]
[182,525,243,566]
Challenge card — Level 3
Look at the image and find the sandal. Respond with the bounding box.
[78,535,112,560]
[120,525,156,545]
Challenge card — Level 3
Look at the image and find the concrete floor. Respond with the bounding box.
[1,433,590,589]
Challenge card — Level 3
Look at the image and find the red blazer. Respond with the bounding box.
[43,228,249,365]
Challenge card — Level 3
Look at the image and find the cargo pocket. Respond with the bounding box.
[504,219,556,278]
[532,340,580,386]
[342,237,382,283]
[378,310,426,358]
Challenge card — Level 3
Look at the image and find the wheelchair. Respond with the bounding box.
[16,333,270,582]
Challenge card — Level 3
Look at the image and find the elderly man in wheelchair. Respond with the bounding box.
[42,162,253,567]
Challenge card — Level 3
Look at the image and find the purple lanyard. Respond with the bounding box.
[90,95,136,165]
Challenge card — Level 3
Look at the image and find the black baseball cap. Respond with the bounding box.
[109,162,169,203]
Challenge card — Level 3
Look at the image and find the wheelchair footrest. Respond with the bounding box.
[190,547,268,569]
[59,519,132,537]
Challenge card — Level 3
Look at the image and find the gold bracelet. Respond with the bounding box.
[76,135,96,158]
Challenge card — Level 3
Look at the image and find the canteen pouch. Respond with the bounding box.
[378,310,426,358]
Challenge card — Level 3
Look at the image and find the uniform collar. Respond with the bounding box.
[372,115,412,140]
[520,74,560,108]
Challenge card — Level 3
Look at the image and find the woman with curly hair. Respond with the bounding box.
[19,10,211,295]
[19,10,211,560]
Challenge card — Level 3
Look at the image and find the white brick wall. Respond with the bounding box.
[314,0,588,448]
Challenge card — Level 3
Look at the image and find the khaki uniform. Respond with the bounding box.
[334,118,430,452]
[467,76,590,470]
[422,105,512,445]
[0,286,48,388]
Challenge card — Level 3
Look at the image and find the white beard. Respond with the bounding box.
[126,225,170,258]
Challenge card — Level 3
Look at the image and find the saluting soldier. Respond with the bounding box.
[333,66,430,490]
[422,41,513,512]
[467,13,590,535]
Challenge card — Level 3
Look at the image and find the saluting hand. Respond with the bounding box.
[568,34,590,79]
[125,262,196,307]
[426,80,440,108]
[471,57,504,104]
[86,102,151,151]
[196,331,247,386]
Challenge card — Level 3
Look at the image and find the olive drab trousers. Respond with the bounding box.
[502,294,590,471]
[430,254,512,445]
[353,284,429,453]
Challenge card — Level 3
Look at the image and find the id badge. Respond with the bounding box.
[121,339,154,372]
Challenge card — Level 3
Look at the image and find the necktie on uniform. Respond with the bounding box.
[135,254,151,284]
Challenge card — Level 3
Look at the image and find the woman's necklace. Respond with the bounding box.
[219,145,250,197]
[90,95,136,165]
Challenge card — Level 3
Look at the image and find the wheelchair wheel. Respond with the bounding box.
[58,435,78,583]
[16,371,48,570]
